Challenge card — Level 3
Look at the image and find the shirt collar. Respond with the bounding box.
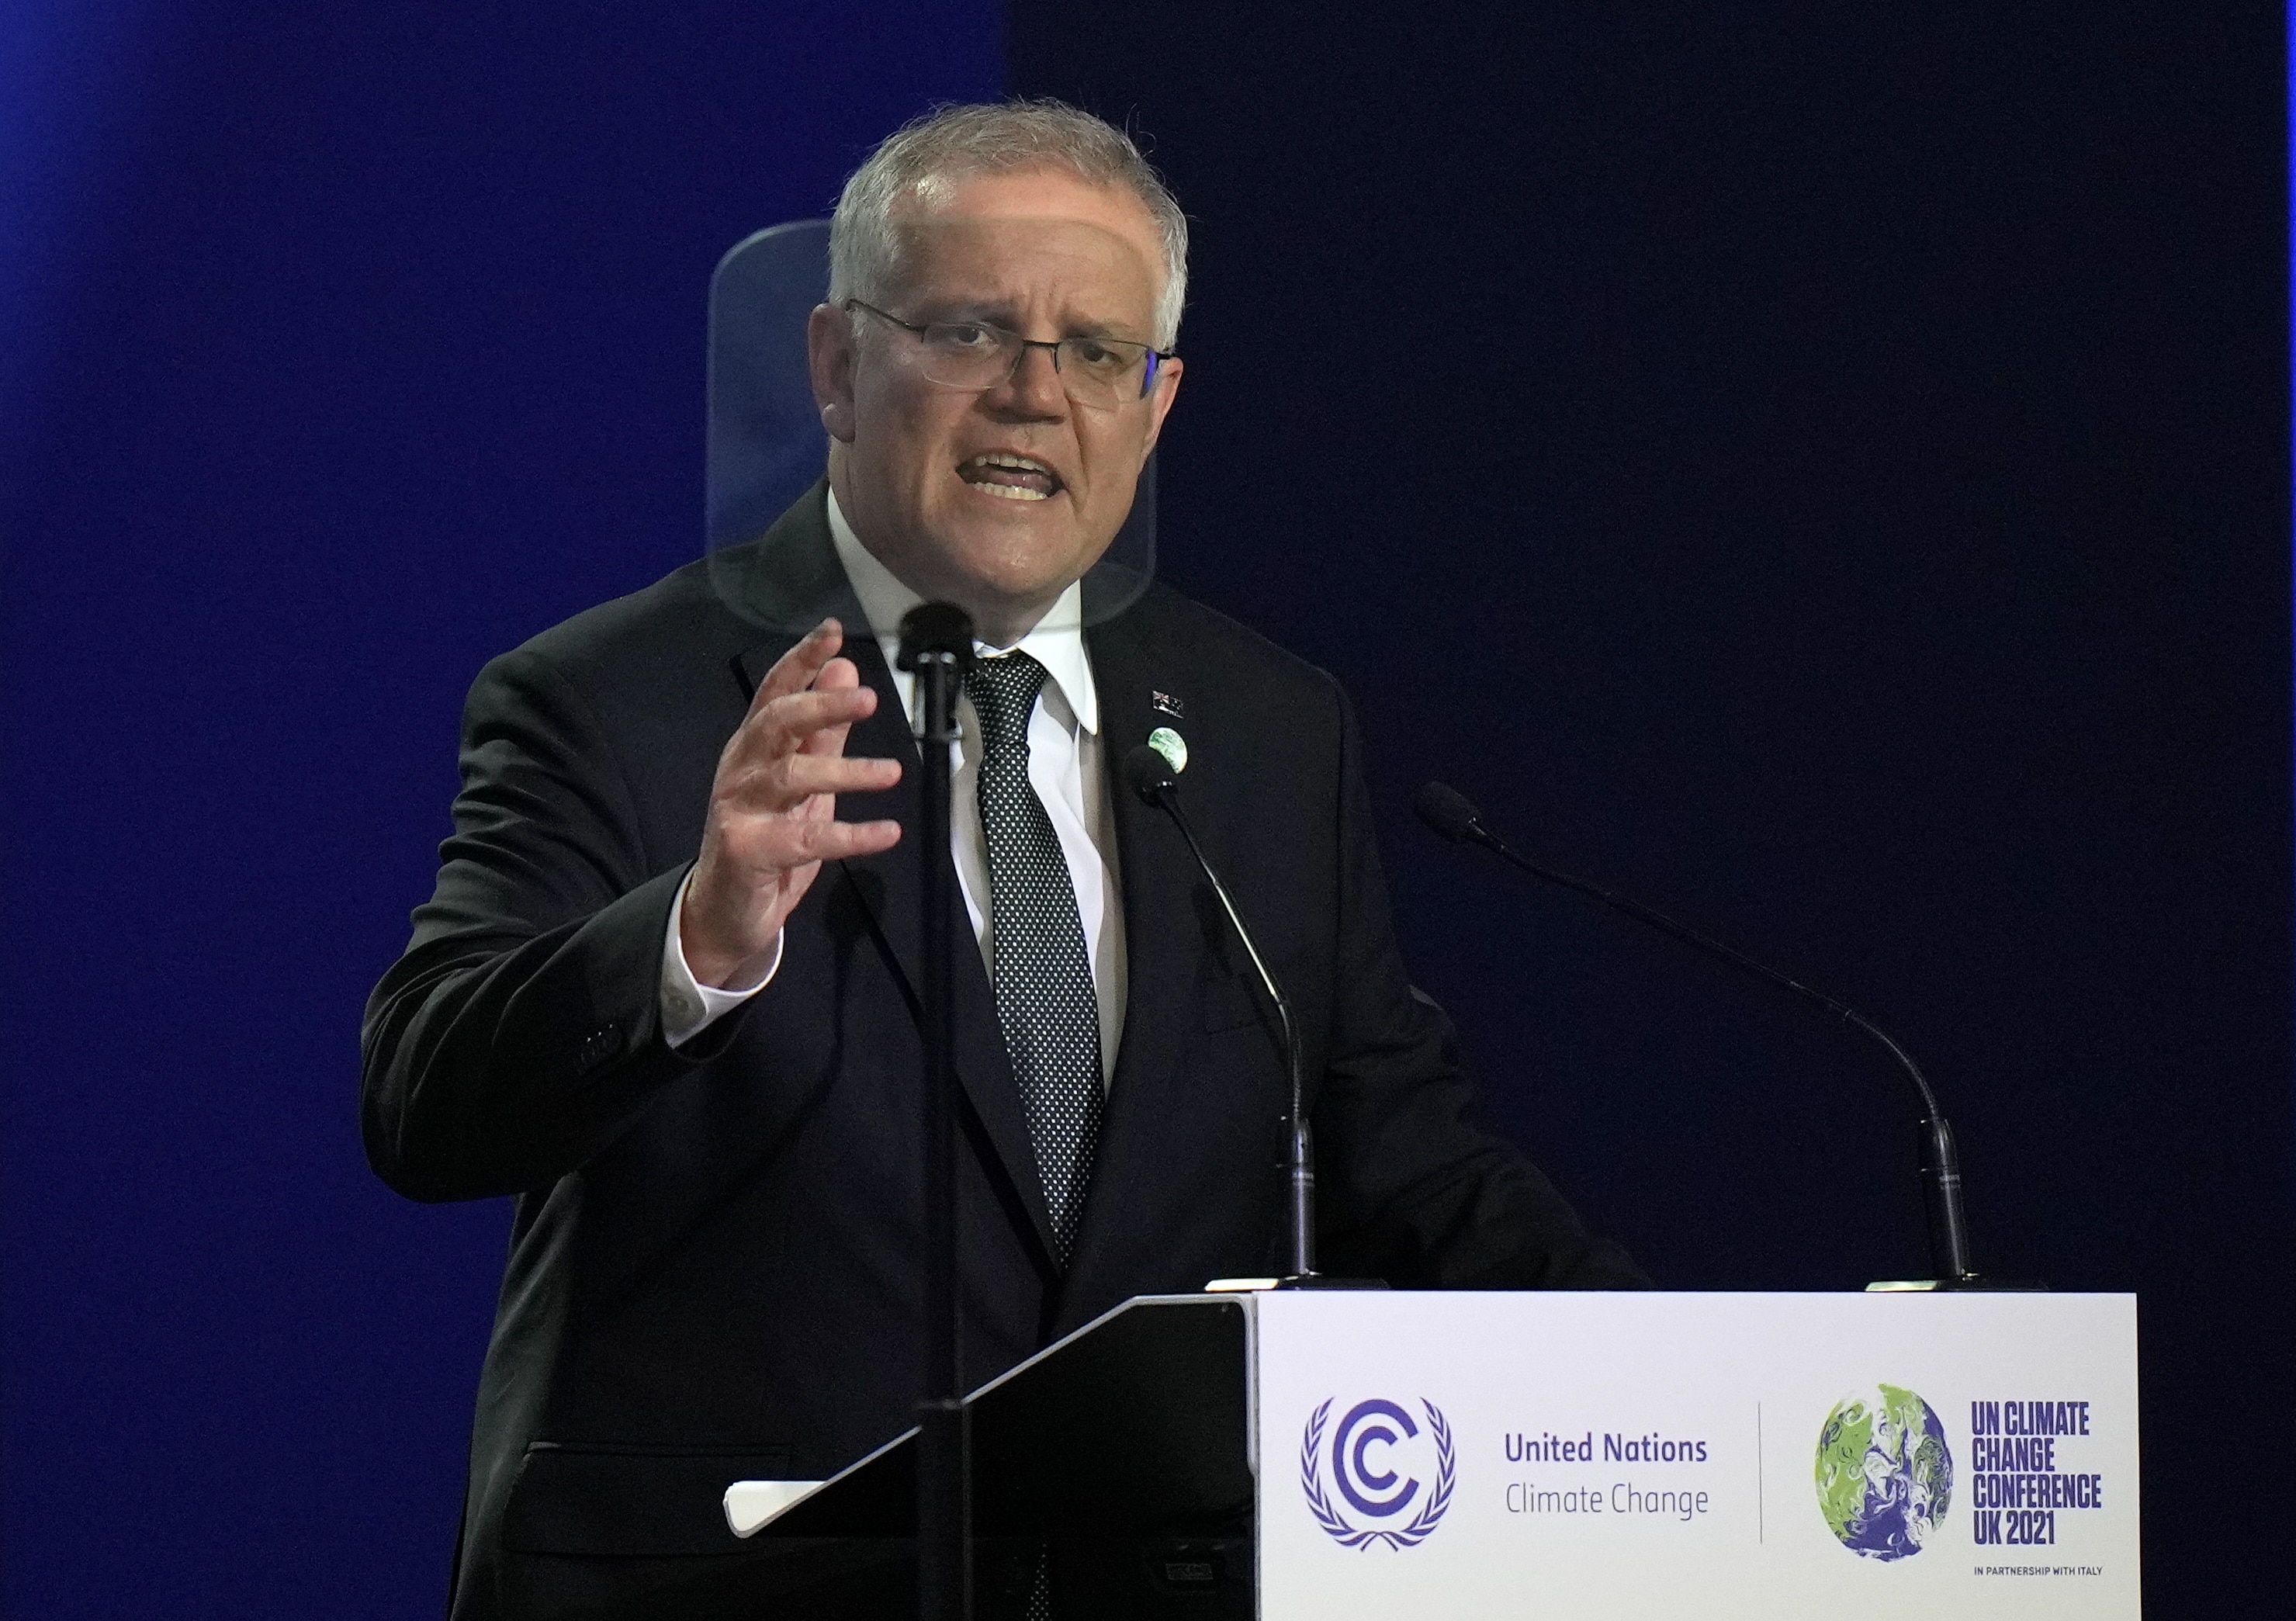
[826,485,1100,736]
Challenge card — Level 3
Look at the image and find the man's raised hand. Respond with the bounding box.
[680,619,902,989]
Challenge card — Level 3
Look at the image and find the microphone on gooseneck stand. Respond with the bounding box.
[1413,780,2028,1292]
[1124,743,1381,1291]
[898,603,976,1621]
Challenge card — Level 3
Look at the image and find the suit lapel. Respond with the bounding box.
[730,489,1059,1269]
[1061,601,1204,1287]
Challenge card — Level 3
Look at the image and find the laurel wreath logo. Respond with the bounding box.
[1300,1397,1456,1550]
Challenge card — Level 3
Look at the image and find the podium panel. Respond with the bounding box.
[736,1290,2137,1617]
[1251,1291,2138,1620]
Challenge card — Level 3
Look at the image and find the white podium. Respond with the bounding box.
[735,1290,2139,1618]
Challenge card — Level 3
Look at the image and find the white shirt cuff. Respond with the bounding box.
[660,868,783,1049]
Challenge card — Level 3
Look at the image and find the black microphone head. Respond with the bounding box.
[1123,743,1179,803]
[1412,781,1484,843]
[895,601,975,670]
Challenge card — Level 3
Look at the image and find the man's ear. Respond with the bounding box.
[1137,355,1183,468]
[808,303,857,443]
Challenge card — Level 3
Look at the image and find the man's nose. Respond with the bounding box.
[989,341,1068,417]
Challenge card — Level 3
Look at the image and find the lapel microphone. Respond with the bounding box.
[1126,744,1376,1289]
[1414,780,2012,1290]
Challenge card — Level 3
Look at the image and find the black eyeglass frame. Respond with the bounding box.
[843,297,1176,403]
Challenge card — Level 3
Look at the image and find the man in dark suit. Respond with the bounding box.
[364,102,1641,1619]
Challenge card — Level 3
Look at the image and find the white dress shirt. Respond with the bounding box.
[660,490,1127,1082]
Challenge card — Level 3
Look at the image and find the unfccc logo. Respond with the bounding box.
[1300,1398,1456,1550]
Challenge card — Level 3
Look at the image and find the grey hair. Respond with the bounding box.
[828,99,1189,350]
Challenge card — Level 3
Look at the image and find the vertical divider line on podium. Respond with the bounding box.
[1756,1402,1764,1543]
[1245,1292,1266,1605]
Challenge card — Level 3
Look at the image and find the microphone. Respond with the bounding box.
[897,602,975,1621]
[1414,781,1993,1290]
[895,601,976,670]
[1126,745,1370,1289]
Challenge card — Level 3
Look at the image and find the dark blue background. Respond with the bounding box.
[2,5,997,1612]
[5,2,2288,1612]
[1013,5,2294,1605]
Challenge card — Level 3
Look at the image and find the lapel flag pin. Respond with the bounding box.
[1151,690,1185,719]
[1146,726,1188,775]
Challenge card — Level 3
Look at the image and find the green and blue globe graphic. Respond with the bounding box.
[1814,1384,1953,1560]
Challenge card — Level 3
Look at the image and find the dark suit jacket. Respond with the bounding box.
[362,487,1643,1619]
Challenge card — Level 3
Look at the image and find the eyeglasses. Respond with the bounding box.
[844,299,1174,410]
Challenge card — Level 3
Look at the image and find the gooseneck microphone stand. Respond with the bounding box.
[1125,746,1381,1289]
[899,604,976,1621]
[1414,781,2007,1290]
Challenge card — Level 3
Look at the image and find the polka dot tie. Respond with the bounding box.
[965,651,1103,1267]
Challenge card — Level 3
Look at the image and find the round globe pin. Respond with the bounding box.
[1146,726,1188,775]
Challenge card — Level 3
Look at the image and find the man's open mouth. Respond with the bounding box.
[958,452,1064,501]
